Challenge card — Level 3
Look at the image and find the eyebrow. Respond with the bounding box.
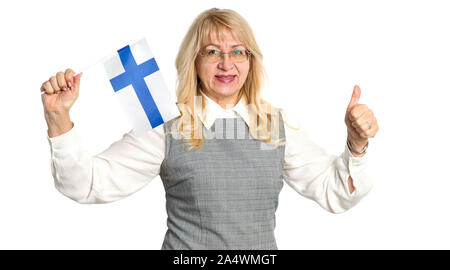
[204,43,245,48]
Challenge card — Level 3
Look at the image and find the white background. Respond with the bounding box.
[1,0,449,249]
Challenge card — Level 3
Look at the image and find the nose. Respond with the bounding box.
[218,53,234,70]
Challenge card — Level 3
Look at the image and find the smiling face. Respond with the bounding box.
[195,29,250,109]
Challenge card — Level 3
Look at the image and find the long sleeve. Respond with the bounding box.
[281,116,373,214]
[47,123,166,204]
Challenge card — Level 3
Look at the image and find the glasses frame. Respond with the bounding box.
[198,48,252,63]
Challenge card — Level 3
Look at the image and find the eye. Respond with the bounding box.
[208,49,221,55]
[233,50,244,55]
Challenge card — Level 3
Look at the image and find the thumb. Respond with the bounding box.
[72,72,83,92]
[346,85,361,113]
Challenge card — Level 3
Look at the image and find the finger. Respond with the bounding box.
[346,85,361,114]
[65,68,75,88]
[356,124,372,138]
[352,110,372,129]
[366,117,379,135]
[352,120,371,133]
[72,72,83,94]
[351,121,361,132]
[352,122,367,134]
[349,104,369,121]
[56,72,67,90]
[372,117,379,132]
[49,76,60,92]
[42,81,54,94]
[356,120,377,138]
[359,130,370,139]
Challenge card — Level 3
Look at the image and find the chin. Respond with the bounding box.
[215,88,240,97]
[213,84,240,95]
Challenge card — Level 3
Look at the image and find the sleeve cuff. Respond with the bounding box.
[47,123,81,153]
[342,141,369,179]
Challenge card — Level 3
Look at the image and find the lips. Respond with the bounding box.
[215,75,236,83]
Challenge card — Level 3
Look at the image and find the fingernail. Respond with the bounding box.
[62,87,67,91]
[68,82,72,88]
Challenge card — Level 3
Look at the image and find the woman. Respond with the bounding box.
[41,8,378,249]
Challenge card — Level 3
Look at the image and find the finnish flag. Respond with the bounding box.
[103,38,180,136]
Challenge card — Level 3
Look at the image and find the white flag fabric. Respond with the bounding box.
[103,38,180,136]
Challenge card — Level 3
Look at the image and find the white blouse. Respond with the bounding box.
[47,90,372,213]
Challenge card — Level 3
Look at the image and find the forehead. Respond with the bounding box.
[202,28,243,47]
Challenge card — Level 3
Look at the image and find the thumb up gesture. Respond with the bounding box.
[344,85,379,154]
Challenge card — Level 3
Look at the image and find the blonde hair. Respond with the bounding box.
[172,8,295,150]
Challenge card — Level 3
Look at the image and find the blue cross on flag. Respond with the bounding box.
[103,38,180,136]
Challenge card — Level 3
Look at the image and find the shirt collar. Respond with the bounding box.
[196,89,251,130]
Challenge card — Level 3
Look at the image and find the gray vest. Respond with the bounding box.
[159,111,285,249]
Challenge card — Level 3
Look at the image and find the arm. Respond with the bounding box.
[281,113,372,214]
[42,69,165,204]
[47,123,165,204]
[347,144,367,194]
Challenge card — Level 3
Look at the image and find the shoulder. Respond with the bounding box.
[277,108,317,154]
[278,108,302,132]
[125,123,166,147]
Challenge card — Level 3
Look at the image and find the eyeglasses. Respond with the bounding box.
[198,48,252,63]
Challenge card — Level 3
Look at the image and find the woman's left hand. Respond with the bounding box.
[344,85,379,152]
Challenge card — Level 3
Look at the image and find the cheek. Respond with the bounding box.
[238,65,250,82]
[197,65,216,81]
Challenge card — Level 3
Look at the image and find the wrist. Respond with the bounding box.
[44,108,69,121]
[347,137,368,156]
[45,111,73,138]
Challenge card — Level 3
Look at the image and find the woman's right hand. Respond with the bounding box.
[41,68,82,114]
[41,68,83,137]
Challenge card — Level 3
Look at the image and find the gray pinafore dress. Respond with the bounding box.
[159,112,285,249]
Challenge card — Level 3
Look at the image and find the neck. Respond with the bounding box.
[201,89,240,110]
